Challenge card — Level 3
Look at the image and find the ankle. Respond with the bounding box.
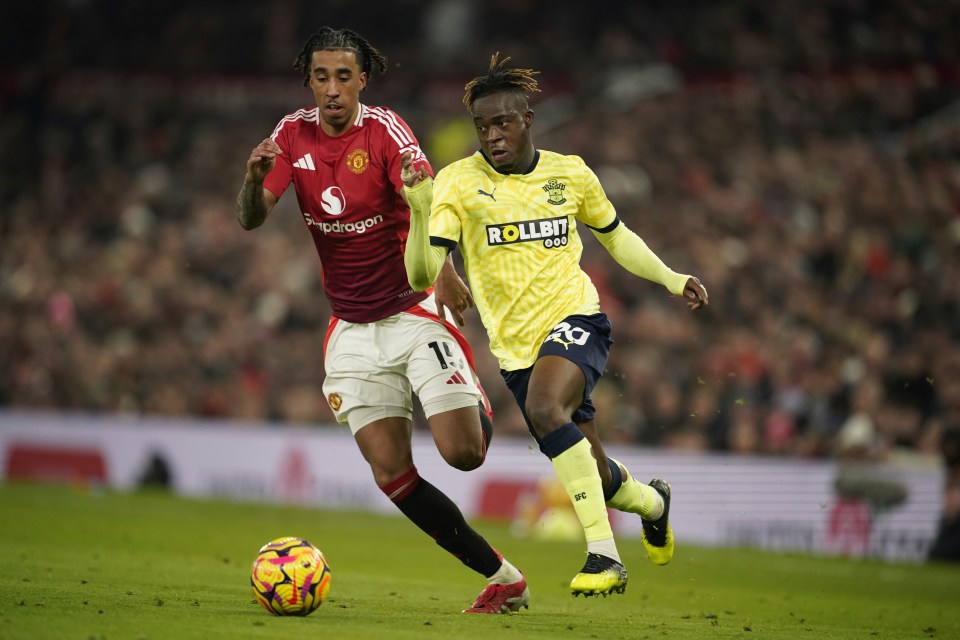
[489,558,523,585]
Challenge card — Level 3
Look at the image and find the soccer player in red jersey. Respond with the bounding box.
[236,28,528,614]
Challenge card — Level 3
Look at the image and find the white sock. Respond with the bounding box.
[587,538,621,564]
[488,557,523,585]
[645,487,665,521]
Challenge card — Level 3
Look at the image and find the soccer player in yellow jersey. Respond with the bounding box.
[403,54,709,597]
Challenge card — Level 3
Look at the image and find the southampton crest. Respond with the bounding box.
[542,178,567,205]
[346,148,369,174]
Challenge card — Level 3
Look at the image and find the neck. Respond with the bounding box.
[320,105,359,137]
[514,148,536,173]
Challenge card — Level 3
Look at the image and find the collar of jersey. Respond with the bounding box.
[481,149,540,175]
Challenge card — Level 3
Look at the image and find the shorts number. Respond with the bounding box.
[546,322,590,347]
[428,341,461,370]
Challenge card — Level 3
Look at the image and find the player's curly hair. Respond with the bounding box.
[293,27,388,87]
[463,53,541,114]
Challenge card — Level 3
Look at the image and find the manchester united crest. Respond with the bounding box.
[542,178,567,205]
[327,392,342,411]
[346,148,369,174]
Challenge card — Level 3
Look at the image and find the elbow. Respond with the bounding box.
[236,212,262,231]
[404,258,433,292]
[406,266,433,292]
[409,276,432,292]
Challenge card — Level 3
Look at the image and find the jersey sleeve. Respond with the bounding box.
[429,166,463,248]
[575,157,618,230]
[380,108,434,195]
[263,118,294,200]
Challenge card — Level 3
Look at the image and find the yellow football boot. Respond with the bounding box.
[641,478,674,565]
[569,554,628,597]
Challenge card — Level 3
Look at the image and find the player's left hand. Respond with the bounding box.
[683,276,709,311]
[435,260,474,326]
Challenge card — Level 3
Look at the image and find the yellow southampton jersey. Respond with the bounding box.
[430,150,618,371]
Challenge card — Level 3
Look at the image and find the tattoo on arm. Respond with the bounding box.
[237,181,267,230]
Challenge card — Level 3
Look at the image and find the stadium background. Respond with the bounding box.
[1,0,959,561]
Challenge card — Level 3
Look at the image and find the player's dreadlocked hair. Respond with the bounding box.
[293,27,388,87]
[463,53,540,114]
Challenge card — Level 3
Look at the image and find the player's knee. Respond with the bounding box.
[368,460,414,489]
[424,394,488,470]
[440,441,484,471]
[524,399,568,438]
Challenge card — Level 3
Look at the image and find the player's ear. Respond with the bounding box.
[359,72,368,91]
[524,108,535,128]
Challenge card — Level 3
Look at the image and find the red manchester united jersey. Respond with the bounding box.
[263,104,432,323]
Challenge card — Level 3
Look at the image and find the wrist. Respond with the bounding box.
[666,272,691,296]
[404,178,432,195]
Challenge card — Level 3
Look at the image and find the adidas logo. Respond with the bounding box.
[293,153,315,170]
[445,371,468,385]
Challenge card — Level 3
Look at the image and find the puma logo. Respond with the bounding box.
[477,187,496,201]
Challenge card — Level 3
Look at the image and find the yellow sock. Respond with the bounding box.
[605,459,664,520]
[551,439,614,542]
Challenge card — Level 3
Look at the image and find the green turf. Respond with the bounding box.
[0,482,956,640]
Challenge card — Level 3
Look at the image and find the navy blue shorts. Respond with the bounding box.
[501,313,613,439]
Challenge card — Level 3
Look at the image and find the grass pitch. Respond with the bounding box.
[0,482,957,640]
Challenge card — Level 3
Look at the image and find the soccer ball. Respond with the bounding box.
[250,536,332,616]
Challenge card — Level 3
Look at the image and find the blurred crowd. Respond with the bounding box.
[2,0,960,482]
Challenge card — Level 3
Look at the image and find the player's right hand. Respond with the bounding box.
[683,276,709,311]
[435,262,475,327]
[246,138,281,182]
[400,151,428,187]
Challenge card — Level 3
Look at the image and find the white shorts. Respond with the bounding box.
[321,293,488,434]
